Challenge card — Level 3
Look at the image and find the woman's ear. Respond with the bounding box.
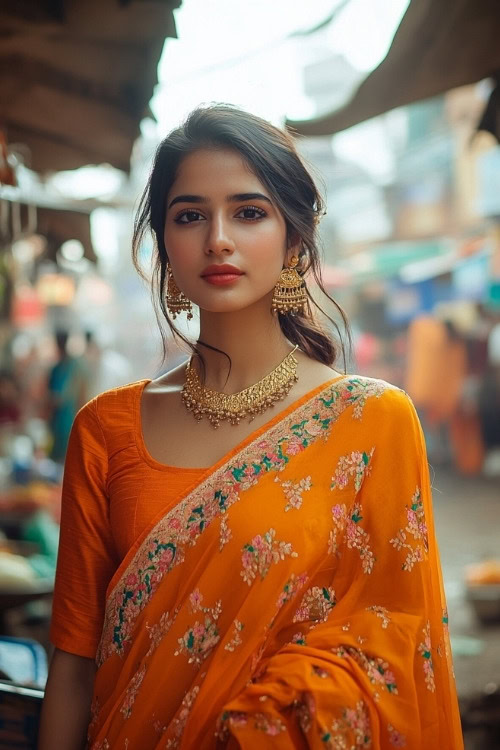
[287,229,301,249]
[285,231,302,265]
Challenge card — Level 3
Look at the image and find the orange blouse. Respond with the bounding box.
[50,380,205,658]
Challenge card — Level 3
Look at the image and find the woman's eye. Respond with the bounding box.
[175,210,205,224]
[236,206,266,221]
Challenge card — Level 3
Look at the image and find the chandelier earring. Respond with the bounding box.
[271,255,308,316]
[166,264,193,320]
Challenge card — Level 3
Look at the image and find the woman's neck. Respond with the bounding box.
[195,304,295,393]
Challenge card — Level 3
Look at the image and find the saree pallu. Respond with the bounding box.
[88,377,463,749]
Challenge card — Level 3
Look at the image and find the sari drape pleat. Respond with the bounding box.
[87,377,463,750]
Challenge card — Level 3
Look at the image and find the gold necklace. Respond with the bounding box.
[181,345,299,429]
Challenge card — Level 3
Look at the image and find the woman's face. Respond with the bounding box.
[164,148,293,314]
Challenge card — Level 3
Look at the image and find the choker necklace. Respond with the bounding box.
[181,345,299,429]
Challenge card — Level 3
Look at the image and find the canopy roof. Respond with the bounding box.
[0,0,181,173]
[286,0,500,136]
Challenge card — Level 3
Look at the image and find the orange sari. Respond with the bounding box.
[88,376,463,749]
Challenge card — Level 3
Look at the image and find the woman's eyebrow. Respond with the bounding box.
[167,192,273,209]
[226,192,273,205]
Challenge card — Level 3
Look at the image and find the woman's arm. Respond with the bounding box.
[38,648,96,750]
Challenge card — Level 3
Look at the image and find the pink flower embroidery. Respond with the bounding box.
[241,528,298,585]
[388,723,406,746]
[390,487,428,572]
[124,573,139,588]
[189,588,203,611]
[285,438,304,456]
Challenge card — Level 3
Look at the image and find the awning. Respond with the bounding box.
[0,0,181,173]
[340,239,453,284]
[286,0,500,137]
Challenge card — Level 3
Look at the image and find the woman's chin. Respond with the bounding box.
[196,297,269,316]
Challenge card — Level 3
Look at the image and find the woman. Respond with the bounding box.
[39,106,463,749]
[46,330,87,462]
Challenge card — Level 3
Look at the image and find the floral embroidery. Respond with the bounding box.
[217,711,248,744]
[331,449,374,492]
[174,598,222,666]
[216,710,248,741]
[254,573,309,659]
[219,514,232,551]
[365,605,391,629]
[92,741,110,750]
[295,692,316,733]
[418,621,435,691]
[322,700,372,748]
[329,502,375,574]
[165,685,200,748]
[319,378,388,421]
[225,619,244,652]
[88,695,100,736]
[241,528,298,585]
[275,474,312,511]
[146,608,178,657]
[291,631,307,645]
[388,723,406,747]
[343,647,398,694]
[390,487,428,572]
[189,588,204,612]
[293,586,336,624]
[153,718,166,734]
[254,712,287,735]
[217,710,286,740]
[119,665,146,719]
[312,664,331,679]
[98,377,391,664]
[276,572,309,610]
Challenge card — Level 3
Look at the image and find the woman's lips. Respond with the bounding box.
[202,273,243,286]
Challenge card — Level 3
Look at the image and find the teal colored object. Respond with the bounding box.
[48,356,82,461]
[487,281,500,308]
[21,510,59,579]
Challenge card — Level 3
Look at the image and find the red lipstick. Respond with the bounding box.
[201,264,244,286]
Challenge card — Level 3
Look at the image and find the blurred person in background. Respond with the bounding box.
[46,330,87,463]
[478,315,500,475]
[405,314,467,464]
[0,368,21,427]
[80,329,133,399]
[39,105,463,750]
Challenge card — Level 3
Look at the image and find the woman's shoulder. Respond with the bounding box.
[334,374,416,424]
[75,379,149,432]
[93,378,150,407]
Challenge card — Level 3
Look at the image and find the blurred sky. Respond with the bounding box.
[49,0,410,204]
[152,0,410,132]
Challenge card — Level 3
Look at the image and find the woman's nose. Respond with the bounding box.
[205,215,235,255]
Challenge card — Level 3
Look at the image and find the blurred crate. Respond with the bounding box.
[466,583,500,624]
[0,681,43,750]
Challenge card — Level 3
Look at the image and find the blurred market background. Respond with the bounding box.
[0,0,499,747]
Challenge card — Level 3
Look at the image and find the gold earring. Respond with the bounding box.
[166,265,193,320]
[271,255,308,315]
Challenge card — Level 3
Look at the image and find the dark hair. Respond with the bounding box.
[132,104,350,375]
[55,329,69,356]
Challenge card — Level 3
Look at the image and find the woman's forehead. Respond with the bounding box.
[170,148,268,196]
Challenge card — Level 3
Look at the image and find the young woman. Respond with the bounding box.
[39,106,463,749]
